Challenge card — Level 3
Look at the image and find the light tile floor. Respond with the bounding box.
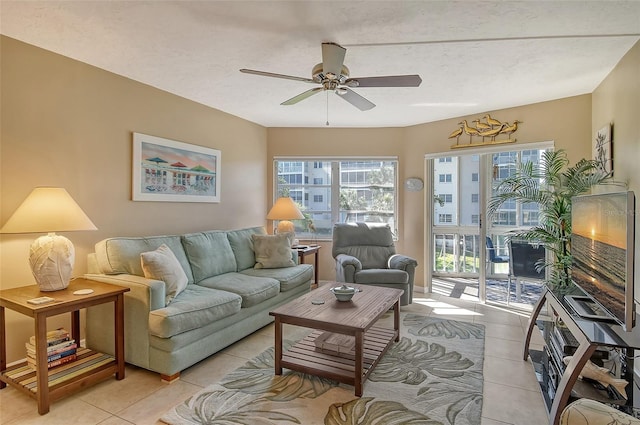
[0,290,549,425]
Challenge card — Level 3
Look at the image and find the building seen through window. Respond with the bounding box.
[274,159,397,239]
[432,150,546,229]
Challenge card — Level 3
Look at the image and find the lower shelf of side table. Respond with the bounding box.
[281,326,397,386]
[0,347,116,399]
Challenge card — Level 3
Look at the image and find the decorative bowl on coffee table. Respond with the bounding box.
[330,284,357,301]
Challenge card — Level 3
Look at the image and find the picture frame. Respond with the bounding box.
[132,133,221,202]
[593,124,613,176]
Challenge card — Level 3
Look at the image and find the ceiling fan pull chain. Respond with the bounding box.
[326,91,330,126]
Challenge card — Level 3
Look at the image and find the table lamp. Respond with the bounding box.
[266,197,304,235]
[0,187,97,291]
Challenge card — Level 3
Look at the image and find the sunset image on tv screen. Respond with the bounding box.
[571,192,629,323]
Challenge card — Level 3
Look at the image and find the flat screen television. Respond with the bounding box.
[569,191,636,331]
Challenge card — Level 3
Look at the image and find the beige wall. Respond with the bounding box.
[592,40,640,304]
[0,36,268,361]
[268,95,593,289]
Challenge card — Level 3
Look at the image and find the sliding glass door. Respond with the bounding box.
[425,142,552,308]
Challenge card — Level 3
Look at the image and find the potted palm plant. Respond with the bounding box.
[487,149,623,287]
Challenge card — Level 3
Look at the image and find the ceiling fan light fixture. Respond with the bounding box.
[240,42,419,114]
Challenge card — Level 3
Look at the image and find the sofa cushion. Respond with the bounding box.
[227,226,266,271]
[197,272,280,308]
[140,244,189,306]
[148,285,242,339]
[181,231,237,282]
[94,235,194,284]
[252,233,296,269]
[240,264,313,292]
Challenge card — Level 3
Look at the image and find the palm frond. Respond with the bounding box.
[541,150,569,188]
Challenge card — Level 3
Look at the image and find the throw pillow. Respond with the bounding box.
[140,244,189,306]
[252,233,296,269]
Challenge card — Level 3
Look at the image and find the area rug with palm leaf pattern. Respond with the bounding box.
[161,314,485,425]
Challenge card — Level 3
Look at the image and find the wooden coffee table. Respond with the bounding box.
[269,283,403,396]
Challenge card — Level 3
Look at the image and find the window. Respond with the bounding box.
[491,149,547,228]
[471,172,478,182]
[438,214,453,223]
[439,157,453,163]
[282,174,302,184]
[471,214,479,224]
[441,193,453,203]
[439,174,452,183]
[471,193,479,203]
[274,158,398,239]
[290,191,303,202]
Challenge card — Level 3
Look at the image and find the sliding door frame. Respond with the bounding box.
[424,141,554,301]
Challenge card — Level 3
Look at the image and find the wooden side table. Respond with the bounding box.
[296,245,321,285]
[0,278,129,414]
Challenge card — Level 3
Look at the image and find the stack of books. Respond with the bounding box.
[314,332,355,358]
[26,328,77,369]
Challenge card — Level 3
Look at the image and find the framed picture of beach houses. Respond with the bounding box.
[132,133,221,203]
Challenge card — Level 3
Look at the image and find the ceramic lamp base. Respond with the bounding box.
[276,220,295,234]
[29,233,74,291]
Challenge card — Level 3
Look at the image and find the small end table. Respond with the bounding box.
[296,245,321,285]
[0,278,129,414]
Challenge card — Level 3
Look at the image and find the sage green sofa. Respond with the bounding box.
[84,226,313,381]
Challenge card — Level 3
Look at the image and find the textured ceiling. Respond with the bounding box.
[1,1,639,128]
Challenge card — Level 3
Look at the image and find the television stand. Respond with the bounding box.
[523,282,640,425]
[565,295,618,323]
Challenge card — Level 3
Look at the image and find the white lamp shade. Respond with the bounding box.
[267,197,304,237]
[266,197,304,221]
[1,187,97,291]
[1,187,97,233]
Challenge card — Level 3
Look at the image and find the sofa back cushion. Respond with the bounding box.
[181,231,237,283]
[226,226,266,271]
[94,235,194,284]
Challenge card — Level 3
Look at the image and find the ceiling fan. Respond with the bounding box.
[240,42,422,111]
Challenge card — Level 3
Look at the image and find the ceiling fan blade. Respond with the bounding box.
[240,68,315,84]
[281,87,324,105]
[345,74,422,88]
[336,88,375,111]
[321,43,346,80]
